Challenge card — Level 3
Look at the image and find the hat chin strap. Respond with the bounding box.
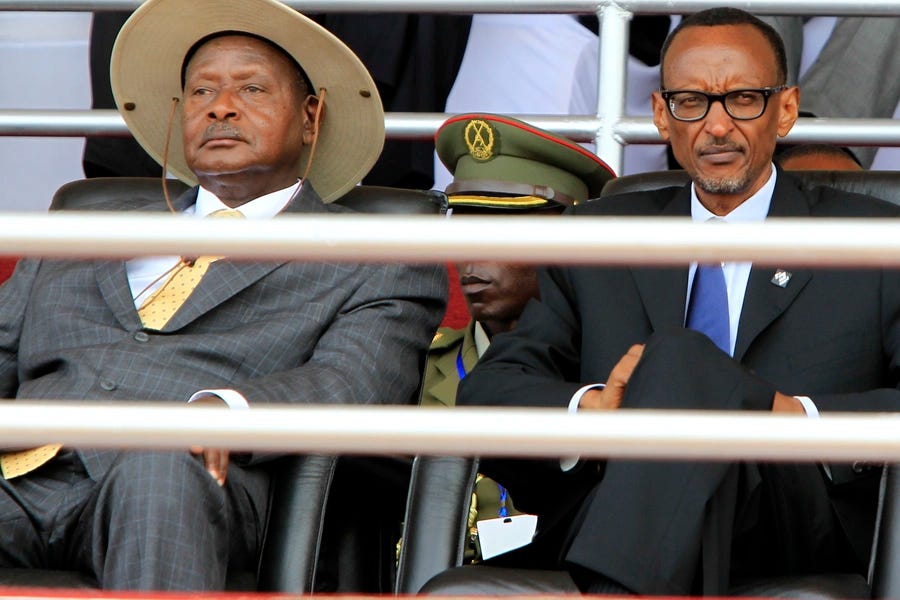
[162,96,181,215]
[301,87,327,183]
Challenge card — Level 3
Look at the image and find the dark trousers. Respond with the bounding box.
[0,449,269,590]
[565,329,854,595]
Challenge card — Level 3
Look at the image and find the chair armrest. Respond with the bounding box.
[872,463,900,598]
[395,455,479,594]
[256,454,338,593]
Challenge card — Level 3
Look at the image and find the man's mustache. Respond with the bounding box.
[699,142,743,156]
[202,123,244,144]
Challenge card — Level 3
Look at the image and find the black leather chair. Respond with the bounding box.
[310,184,446,594]
[599,169,900,206]
[404,463,900,598]
[0,176,446,592]
[396,169,900,598]
[49,178,448,214]
[0,453,337,592]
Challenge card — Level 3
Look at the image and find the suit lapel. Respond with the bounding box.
[93,188,200,330]
[95,260,142,330]
[734,173,813,361]
[630,185,691,332]
[161,260,283,331]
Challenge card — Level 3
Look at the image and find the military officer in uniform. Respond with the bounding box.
[420,113,615,560]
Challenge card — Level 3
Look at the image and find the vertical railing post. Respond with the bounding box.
[595,0,631,174]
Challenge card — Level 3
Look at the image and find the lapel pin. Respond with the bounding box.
[771,269,792,288]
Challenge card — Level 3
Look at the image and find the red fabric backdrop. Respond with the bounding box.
[440,262,470,329]
[0,258,16,284]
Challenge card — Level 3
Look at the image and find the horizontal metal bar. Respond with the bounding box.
[614,117,900,147]
[0,213,899,267]
[4,0,900,15]
[0,110,606,141]
[0,402,898,462]
[4,111,900,148]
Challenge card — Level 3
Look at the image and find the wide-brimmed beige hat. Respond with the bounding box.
[110,0,384,202]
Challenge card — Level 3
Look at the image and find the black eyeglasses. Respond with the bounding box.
[660,86,787,122]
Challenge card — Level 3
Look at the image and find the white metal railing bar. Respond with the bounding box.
[5,111,900,148]
[4,0,900,172]
[1,402,899,463]
[0,213,898,267]
[4,0,900,15]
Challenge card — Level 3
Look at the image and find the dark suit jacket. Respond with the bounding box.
[458,170,900,568]
[0,183,447,479]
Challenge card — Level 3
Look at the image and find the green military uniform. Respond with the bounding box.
[418,113,615,562]
[420,325,478,408]
[420,321,522,561]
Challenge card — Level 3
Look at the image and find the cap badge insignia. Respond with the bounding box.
[464,119,497,162]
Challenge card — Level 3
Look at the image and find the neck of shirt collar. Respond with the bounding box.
[193,179,302,219]
[690,163,775,224]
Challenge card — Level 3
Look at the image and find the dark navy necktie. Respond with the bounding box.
[686,262,730,354]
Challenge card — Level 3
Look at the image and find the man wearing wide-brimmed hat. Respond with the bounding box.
[0,0,445,590]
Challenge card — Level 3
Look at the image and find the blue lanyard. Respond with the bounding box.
[457,345,508,518]
[456,346,467,380]
[498,484,509,517]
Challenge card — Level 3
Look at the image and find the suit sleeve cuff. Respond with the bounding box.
[795,395,819,417]
[189,389,250,410]
[561,383,605,471]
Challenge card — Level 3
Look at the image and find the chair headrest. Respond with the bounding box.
[50,178,447,215]
[599,170,900,207]
[337,185,447,215]
[51,177,190,211]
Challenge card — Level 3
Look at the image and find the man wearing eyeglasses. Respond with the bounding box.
[458,6,900,597]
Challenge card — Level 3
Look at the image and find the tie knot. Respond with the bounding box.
[208,209,245,219]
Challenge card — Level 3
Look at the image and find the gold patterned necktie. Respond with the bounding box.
[138,208,244,330]
[0,443,63,479]
[0,209,244,479]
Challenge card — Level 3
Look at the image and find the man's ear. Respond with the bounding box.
[651,91,671,142]
[301,95,322,145]
[776,85,800,138]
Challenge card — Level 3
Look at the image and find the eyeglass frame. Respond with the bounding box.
[659,86,788,122]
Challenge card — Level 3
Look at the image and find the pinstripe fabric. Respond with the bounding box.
[0,183,447,589]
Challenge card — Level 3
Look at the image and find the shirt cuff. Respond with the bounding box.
[561,383,605,471]
[794,395,819,417]
[189,389,250,410]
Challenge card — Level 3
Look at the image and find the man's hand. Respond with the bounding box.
[190,446,230,486]
[188,395,230,485]
[772,391,806,414]
[579,344,645,410]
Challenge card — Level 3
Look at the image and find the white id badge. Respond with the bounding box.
[476,513,538,560]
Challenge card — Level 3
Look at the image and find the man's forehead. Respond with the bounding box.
[181,32,310,90]
[187,35,281,67]
[663,25,776,85]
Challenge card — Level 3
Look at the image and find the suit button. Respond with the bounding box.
[852,461,871,474]
[133,331,150,343]
[99,378,117,391]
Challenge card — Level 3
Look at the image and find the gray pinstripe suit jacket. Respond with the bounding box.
[0,183,447,480]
